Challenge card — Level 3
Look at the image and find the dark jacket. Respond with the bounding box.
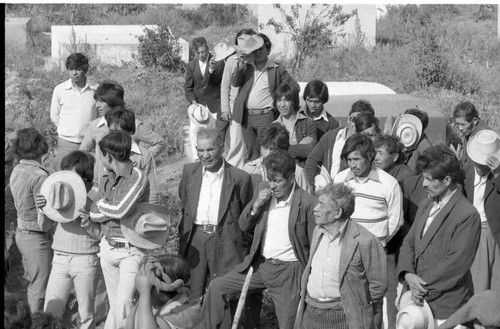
[178,161,253,271]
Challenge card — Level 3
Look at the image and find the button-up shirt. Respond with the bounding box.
[246,59,276,111]
[473,170,488,223]
[307,223,347,299]
[422,189,457,236]
[262,185,297,261]
[195,164,225,225]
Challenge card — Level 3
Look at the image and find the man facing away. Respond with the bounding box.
[199,149,316,329]
[50,53,98,162]
[295,183,387,329]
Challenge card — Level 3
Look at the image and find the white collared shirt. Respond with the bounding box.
[473,170,488,223]
[312,109,329,122]
[261,185,297,261]
[422,189,457,236]
[198,58,208,77]
[195,164,225,225]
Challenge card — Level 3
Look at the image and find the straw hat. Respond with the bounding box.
[396,291,435,329]
[235,34,264,55]
[392,114,423,149]
[213,42,235,62]
[188,103,214,128]
[40,171,87,223]
[467,130,500,165]
[121,203,172,249]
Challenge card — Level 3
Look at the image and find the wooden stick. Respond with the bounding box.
[231,266,254,329]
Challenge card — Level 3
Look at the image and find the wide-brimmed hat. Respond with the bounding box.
[235,34,264,55]
[213,42,235,62]
[438,290,500,329]
[467,130,500,165]
[188,103,214,128]
[396,291,435,329]
[392,114,423,149]
[40,171,87,223]
[121,203,172,249]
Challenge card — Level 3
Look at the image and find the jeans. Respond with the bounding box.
[100,238,146,329]
[44,253,99,329]
[56,137,81,164]
[15,229,53,313]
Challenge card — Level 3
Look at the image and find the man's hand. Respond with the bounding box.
[221,111,232,121]
[191,100,198,105]
[299,136,313,144]
[450,143,463,160]
[135,266,152,296]
[208,57,216,73]
[235,50,248,70]
[486,154,500,177]
[404,273,428,305]
[252,187,272,214]
[35,194,47,211]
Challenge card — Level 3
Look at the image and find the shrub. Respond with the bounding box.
[135,25,184,72]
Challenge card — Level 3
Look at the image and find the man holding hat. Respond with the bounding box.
[232,32,300,162]
[463,130,500,293]
[89,130,150,329]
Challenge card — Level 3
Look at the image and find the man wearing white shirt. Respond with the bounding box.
[178,127,253,298]
[50,53,98,162]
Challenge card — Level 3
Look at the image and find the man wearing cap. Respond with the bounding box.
[398,145,481,327]
[199,149,316,329]
[50,53,98,162]
[178,127,254,299]
[90,130,150,329]
[232,32,300,162]
[451,101,491,166]
[295,183,387,329]
[463,130,500,293]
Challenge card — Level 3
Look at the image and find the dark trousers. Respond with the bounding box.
[385,252,398,329]
[216,119,230,147]
[199,257,303,329]
[186,228,262,329]
[242,111,277,162]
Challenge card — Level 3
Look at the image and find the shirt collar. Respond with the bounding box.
[97,116,107,127]
[64,78,98,91]
[296,109,309,120]
[131,140,142,155]
[272,182,295,207]
[434,188,457,207]
[114,160,134,180]
[310,109,329,122]
[19,159,49,174]
[202,160,225,179]
[319,220,348,242]
[344,165,380,183]
[251,58,278,70]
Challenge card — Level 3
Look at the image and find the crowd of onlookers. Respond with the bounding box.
[5,27,500,329]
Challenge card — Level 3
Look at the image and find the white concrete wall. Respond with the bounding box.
[5,17,32,48]
[258,4,376,60]
[51,25,189,68]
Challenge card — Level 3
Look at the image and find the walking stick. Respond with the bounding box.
[231,266,254,329]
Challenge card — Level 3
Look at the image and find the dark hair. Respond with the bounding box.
[316,183,356,219]
[405,108,429,131]
[419,144,461,183]
[303,80,329,104]
[349,99,375,116]
[257,123,290,151]
[354,111,380,134]
[65,53,89,72]
[94,82,125,108]
[235,28,255,45]
[98,130,132,162]
[4,291,31,329]
[452,101,479,122]
[373,134,404,163]
[106,108,136,135]
[257,32,272,51]
[60,151,95,183]
[192,37,208,51]
[31,311,68,329]
[341,133,376,163]
[155,254,191,302]
[263,149,296,179]
[14,128,48,160]
[274,83,300,113]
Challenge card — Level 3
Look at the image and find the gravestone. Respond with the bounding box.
[5,17,32,48]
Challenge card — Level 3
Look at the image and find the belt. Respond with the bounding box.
[195,224,218,235]
[107,238,133,248]
[247,108,273,115]
[265,257,296,266]
[306,294,343,310]
[17,229,48,235]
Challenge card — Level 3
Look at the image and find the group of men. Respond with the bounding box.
[6,26,500,329]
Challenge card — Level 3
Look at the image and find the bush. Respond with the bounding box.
[135,25,184,72]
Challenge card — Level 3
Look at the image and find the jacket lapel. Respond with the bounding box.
[463,166,475,202]
[188,165,203,220]
[339,221,360,282]
[288,185,302,239]
[218,163,235,223]
[416,191,461,258]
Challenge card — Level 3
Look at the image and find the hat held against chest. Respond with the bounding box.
[40,171,87,223]
[391,114,423,150]
[467,129,500,165]
[396,291,435,329]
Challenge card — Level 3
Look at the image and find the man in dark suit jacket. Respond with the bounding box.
[178,127,253,298]
[184,37,223,117]
[398,145,481,325]
[198,149,316,329]
[294,183,387,329]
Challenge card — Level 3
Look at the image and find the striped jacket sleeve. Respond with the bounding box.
[90,167,149,221]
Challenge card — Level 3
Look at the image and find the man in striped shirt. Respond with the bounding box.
[333,133,403,329]
[90,130,150,329]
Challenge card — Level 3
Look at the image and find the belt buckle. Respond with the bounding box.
[267,258,281,265]
[109,239,130,248]
[203,224,217,235]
